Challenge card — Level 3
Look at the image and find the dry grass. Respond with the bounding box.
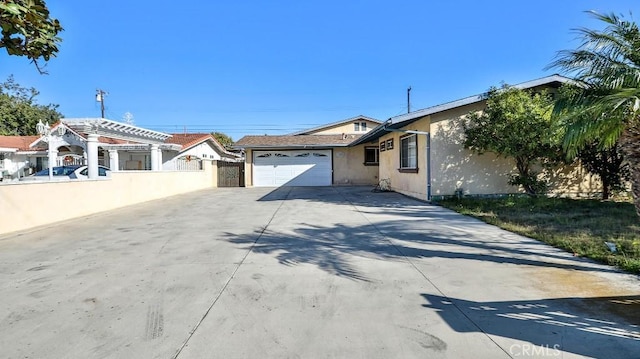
[438,196,640,273]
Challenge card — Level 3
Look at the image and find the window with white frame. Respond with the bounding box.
[400,134,417,171]
[361,122,367,131]
[354,122,360,131]
[364,146,379,165]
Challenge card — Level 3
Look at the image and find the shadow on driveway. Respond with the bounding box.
[423,293,640,358]
[227,187,621,281]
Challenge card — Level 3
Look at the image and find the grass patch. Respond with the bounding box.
[437,196,640,274]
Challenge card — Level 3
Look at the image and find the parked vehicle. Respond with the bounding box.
[20,165,111,181]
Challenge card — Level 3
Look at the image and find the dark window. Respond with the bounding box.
[400,134,418,171]
[364,147,379,165]
[361,122,367,131]
[354,122,360,131]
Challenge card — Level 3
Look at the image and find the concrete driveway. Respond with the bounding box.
[0,186,638,358]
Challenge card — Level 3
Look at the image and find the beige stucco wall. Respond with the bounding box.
[428,101,602,197]
[428,101,518,196]
[374,101,602,201]
[0,161,217,236]
[244,149,254,187]
[310,119,381,135]
[378,116,432,200]
[333,144,379,185]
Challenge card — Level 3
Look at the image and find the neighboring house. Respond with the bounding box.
[235,75,601,200]
[0,118,242,181]
[235,115,382,187]
[163,133,242,171]
[0,136,41,180]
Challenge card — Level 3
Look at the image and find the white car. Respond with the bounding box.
[20,165,111,181]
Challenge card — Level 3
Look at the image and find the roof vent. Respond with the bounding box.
[342,133,347,140]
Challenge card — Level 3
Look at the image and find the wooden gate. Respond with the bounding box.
[217,161,245,187]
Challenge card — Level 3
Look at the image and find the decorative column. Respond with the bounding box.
[47,145,57,180]
[108,149,119,171]
[86,134,99,179]
[150,144,159,171]
[157,147,163,171]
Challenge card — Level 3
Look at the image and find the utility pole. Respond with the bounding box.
[96,89,107,118]
[407,86,412,113]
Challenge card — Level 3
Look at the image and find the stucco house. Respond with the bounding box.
[163,133,242,171]
[235,75,601,201]
[235,115,382,186]
[0,118,241,181]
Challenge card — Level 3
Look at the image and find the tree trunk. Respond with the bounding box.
[515,157,535,195]
[602,180,610,200]
[618,125,640,216]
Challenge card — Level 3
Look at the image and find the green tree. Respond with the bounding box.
[212,131,233,149]
[578,141,629,200]
[548,11,640,215]
[0,75,62,135]
[462,85,561,195]
[0,0,63,73]
[555,85,630,200]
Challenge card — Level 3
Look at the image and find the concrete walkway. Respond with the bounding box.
[0,186,638,358]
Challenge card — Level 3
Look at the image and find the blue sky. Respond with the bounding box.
[1,1,638,140]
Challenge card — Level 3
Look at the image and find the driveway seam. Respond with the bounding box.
[171,187,293,359]
[338,188,513,359]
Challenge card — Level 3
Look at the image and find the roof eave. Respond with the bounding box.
[386,74,574,127]
[233,144,351,150]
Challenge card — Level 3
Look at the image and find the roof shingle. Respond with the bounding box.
[0,136,41,151]
[235,134,361,148]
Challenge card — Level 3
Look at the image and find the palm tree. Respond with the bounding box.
[548,11,640,215]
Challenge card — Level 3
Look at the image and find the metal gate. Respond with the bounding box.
[217,161,245,187]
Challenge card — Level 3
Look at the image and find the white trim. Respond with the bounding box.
[62,118,172,143]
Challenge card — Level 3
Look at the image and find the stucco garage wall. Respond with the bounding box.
[244,149,254,187]
[333,145,378,185]
[0,162,216,236]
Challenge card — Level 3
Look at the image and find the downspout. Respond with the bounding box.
[383,124,432,202]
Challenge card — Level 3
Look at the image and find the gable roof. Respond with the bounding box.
[235,134,361,149]
[288,115,381,135]
[167,133,241,158]
[0,136,42,151]
[351,74,574,146]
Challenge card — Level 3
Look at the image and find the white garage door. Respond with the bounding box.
[253,150,332,187]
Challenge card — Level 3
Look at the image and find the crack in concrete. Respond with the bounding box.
[171,187,293,359]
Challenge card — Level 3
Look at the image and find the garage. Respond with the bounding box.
[253,150,332,187]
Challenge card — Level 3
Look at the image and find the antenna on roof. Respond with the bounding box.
[407,86,412,113]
